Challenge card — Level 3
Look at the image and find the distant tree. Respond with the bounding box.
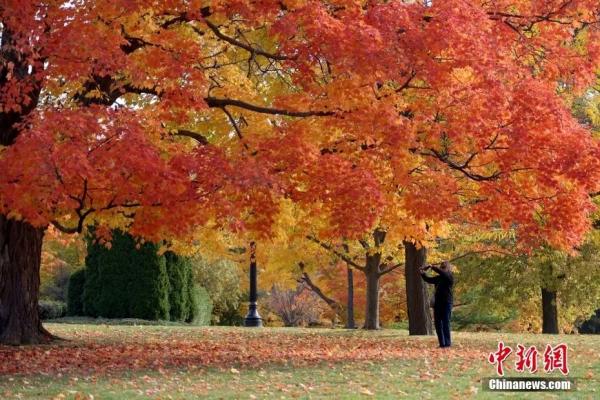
[455,231,600,333]
[268,284,322,327]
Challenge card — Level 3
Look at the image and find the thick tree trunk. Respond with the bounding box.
[363,257,380,330]
[363,229,386,330]
[346,266,356,329]
[404,241,433,335]
[0,215,51,345]
[541,287,559,334]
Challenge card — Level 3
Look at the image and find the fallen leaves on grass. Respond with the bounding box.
[0,328,487,377]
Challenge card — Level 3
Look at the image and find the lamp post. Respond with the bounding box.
[244,241,262,327]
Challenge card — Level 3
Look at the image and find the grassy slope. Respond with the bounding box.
[0,324,598,399]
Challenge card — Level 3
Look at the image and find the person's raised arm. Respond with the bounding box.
[431,265,453,283]
[420,265,440,284]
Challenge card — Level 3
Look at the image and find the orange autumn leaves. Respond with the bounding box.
[0,327,486,376]
[1,0,599,250]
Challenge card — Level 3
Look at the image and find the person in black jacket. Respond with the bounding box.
[420,261,454,348]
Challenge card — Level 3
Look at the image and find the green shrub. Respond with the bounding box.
[82,235,102,317]
[83,230,170,320]
[193,257,243,325]
[128,247,170,321]
[39,300,67,320]
[165,252,194,322]
[67,269,86,316]
[190,285,213,326]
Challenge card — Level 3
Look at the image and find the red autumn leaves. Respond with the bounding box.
[1,0,600,251]
[0,327,486,376]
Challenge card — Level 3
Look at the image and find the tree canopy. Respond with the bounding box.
[1,0,600,343]
[2,0,599,248]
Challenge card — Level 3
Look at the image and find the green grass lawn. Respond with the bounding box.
[0,324,598,399]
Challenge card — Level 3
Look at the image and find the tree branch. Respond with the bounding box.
[358,239,370,250]
[74,79,335,119]
[306,235,364,271]
[205,97,334,117]
[50,220,79,234]
[379,262,404,276]
[423,149,502,181]
[173,129,209,145]
[220,107,245,142]
[297,264,343,314]
[203,19,296,61]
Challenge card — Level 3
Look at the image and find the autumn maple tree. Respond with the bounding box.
[252,0,600,330]
[2,0,600,344]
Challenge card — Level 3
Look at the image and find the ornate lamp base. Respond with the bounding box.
[244,302,263,327]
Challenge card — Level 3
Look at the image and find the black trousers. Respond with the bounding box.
[433,301,452,347]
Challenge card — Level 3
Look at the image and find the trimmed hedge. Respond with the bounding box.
[70,231,213,324]
[165,252,194,322]
[82,230,170,320]
[67,268,86,316]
